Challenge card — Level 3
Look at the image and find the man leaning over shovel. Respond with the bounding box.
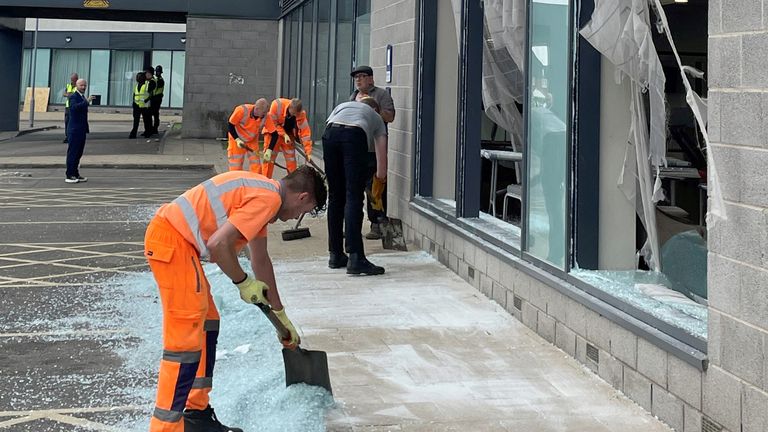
[144,166,327,432]
[324,97,388,275]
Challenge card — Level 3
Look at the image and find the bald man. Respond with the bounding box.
[226,98,270,173]
[65,79,93,183]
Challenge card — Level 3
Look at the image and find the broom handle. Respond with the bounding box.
[293,212,306,229]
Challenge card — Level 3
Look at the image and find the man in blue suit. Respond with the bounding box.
[65,79,92,184]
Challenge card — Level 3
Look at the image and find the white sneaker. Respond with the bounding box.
[65,176,79,183]
[77,176,88,182]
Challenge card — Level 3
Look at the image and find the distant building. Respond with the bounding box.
[21,18,186,108]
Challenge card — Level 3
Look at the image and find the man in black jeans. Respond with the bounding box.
[323,98,388,275]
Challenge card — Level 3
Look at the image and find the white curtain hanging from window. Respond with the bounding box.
[109,50,144,107]
[49,49,91,105]
[580,0,667,271]
[451,0,527,149]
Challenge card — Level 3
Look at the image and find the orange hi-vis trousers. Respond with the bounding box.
[261,132,297,179]
[227,137,262,173]
[145,216,220,432]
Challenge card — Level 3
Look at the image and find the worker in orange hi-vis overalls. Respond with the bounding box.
[226,98,270,173]
[144,166,327,432]
[260,97,313,179]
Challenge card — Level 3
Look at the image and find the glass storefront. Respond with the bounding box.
[280,0,371,139]
[524,0,571,269]
[20,48,185,108]
[411,0,709,348]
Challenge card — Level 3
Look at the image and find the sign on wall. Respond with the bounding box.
[83,0,110,8]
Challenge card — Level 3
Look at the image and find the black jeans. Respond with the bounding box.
[130,104,152,137]
[150,96,163,134]
[323,126,368,256]
[65,130,86,178]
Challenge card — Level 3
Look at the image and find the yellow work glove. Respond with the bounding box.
[283,133,291,144]
[273,308,300,350]
[305,153,312,163]
[262,148,273,163]
[371,175,386,211]
[235,137,247,149]
[235,276,269,305]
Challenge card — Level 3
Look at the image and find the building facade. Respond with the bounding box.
[21,19,186,109]
[280,0,768,431]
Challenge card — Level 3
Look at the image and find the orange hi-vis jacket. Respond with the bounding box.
[229,103,265,144]
[155,171,283,256]
[262,97,313,158]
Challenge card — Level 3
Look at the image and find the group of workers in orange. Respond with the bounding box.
[226,97,313,178]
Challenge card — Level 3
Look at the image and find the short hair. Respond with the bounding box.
[283,165,327,214]
[359,97,380,113]
[290,98,303,113]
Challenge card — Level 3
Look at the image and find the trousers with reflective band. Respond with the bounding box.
[260,132,298,179]
[226,136,262,173]
[145,216,221,432]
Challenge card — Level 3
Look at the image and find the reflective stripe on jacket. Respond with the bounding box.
[262,98,313,157]
[155,171,283,256]
[65,83,76,108]
[229,104,264,143]
[134,82,150,108]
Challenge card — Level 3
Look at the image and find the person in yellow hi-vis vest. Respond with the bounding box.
[226,99,269,172]
[129,73,152,139]
[62,73,78,143]
[260,98,312,179]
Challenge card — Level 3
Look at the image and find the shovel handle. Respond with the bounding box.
[255,303,291,341]
[292,140,325,176]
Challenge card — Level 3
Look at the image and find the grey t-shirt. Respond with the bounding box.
[326,102,387,152]
[349,86,395,122]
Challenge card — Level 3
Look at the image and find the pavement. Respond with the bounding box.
[0,117,673,431]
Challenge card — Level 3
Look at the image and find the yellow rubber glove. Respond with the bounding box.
[235,276,269,305]
[235,137,246,149]
[262,148,273,163]
[273,308,300,349]
[283,133,292,144]
[371,175,386,211]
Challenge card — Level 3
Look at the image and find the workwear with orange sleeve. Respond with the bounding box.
[146,171,282,432]
[227,104,266,173]
[260,98,312,178]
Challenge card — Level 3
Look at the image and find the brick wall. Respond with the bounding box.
[706,0,768,431]
[182,17,278,138]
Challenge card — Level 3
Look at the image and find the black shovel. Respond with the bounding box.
[255,303,333,394]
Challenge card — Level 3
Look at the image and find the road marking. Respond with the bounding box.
[0,328,130,338]
[0,405,144,430]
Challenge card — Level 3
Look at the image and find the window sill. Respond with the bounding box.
[410,196,708,371]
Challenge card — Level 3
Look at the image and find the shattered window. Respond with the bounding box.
[576,0,712,342]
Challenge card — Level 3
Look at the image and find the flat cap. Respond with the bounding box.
[350,65,373,77]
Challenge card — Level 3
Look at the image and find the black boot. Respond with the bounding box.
[329,252,348,269]
[347,253,385,276]
[183,405,243,432]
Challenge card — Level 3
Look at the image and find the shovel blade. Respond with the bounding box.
[380,218,407,251]
[282,347,333,394]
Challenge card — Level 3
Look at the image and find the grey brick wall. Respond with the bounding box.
[370,0,418,221]
[708,0,768,431]
[182,17,278,138]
